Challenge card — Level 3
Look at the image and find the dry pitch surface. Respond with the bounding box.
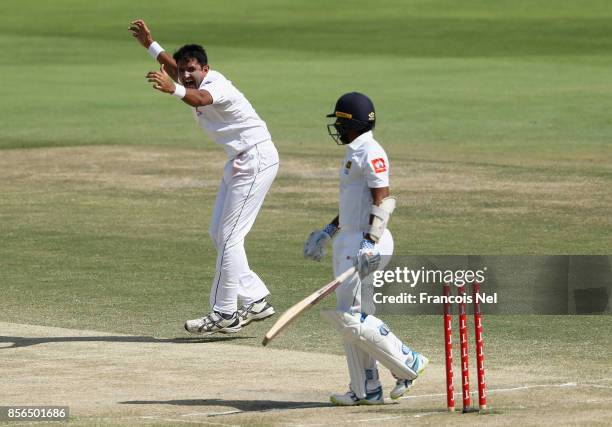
[1,147,610,426]
[1,321,611,427]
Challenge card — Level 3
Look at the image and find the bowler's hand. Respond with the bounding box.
[129,19,153,48]
[147,64,175,94]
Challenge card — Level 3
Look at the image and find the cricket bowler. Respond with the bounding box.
[129,20,278,335]
[304,92,428,404]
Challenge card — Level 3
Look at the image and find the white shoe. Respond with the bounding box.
[390,379,413,400]
[184,311,241,335]
[390,351,429,399]
[330,387,384,406]
[237,298,275,326]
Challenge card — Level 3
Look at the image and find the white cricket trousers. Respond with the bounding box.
[333,228,394,314]
[332,228,394,397]
[209,140,279,315]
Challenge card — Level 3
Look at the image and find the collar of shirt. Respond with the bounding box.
[346,131,373,151]
[199,69,217,88]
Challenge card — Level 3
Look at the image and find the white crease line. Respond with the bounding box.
[398,381,607,402]
[584,384,612,389]
[484,382,612,393]
[396,381,611,405]
[486,382,576,393]
[413,411,441,418]
[585,398,612,403]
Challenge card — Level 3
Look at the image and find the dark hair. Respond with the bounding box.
[173,44,208,65]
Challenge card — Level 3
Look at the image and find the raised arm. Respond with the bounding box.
[128,19,178,81]
[145,64,213,108]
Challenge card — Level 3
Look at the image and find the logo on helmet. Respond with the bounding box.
[336,111,353,119]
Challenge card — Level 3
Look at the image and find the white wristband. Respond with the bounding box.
[172,84,187,99]
[147,41,164,59]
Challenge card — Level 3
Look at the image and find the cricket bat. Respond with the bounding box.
[262,266,356,346]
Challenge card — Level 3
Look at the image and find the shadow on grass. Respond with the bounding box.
[0,335,252,348]
[120,398,331,413]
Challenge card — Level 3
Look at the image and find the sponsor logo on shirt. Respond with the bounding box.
[371,157,387,173]
[344,160,352,175]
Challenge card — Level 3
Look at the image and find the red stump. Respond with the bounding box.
[443,283,455,412]
[458,285,471,411]
[473,282,487,411]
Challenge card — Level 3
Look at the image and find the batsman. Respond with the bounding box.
[304,92,428,405]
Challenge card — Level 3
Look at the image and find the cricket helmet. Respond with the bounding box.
[327,92,376,145]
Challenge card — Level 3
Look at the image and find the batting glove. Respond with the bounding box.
[355,238,381,277]
[304,223,338,262]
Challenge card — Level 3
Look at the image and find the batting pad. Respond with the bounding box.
[322,310,417,381]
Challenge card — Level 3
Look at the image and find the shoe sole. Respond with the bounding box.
[184,324,242,336]
[330,396,357,406]
[240,307,276,326]
[390,384,411,400]
[330,396,353,406]
[192,327,242,336]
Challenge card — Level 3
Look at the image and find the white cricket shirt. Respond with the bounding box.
[338,131,390,232]
[193,70,271,158]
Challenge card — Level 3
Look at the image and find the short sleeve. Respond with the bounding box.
[200,79,227,105]
[365,148,390,188]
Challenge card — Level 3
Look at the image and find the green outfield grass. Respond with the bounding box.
[0,0,610,365]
